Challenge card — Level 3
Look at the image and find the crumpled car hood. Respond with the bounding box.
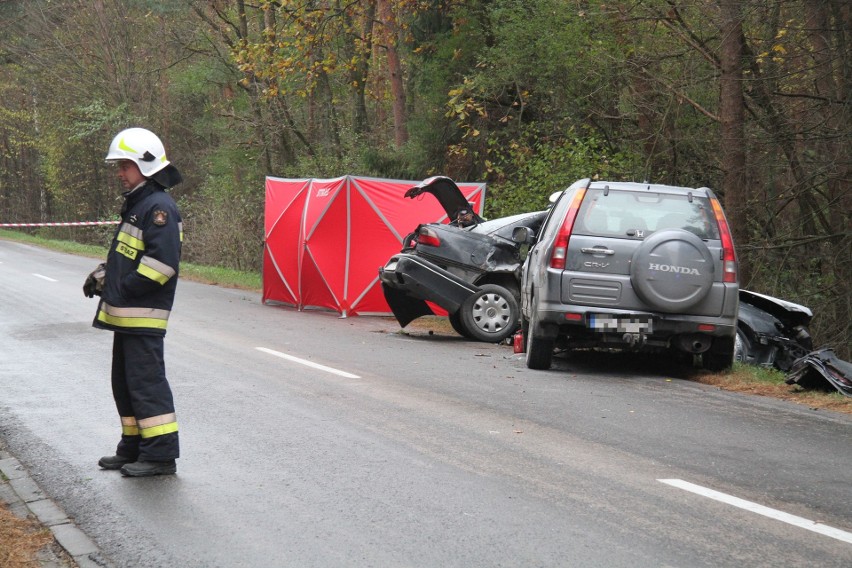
[740,289,812,327]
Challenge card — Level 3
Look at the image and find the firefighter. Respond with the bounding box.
[84,127,184,477]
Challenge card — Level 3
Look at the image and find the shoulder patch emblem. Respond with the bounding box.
[153,210,168,226]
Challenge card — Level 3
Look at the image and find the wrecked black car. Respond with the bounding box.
[733,291,852,396]
[379,176,548,343]
[735,289,813,371]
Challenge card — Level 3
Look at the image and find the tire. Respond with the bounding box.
[734,328,750,363]
[525,308,554,370]
[458,284,520,343]
[703,336,735,371]
[448,310,473,339]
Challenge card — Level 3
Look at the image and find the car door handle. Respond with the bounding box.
[581,247,615,255]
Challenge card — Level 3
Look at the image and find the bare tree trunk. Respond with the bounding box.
[318,65,343,156]
[345,1,375,135]
[806,0,850,236]
[377,0,408,147]
[236,0,248,38]
[806,0,852,354]
[630,57,666,178]
[236,0,272,173]
[719,0,750,283]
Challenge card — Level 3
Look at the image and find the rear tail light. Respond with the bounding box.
[416,226,441,248]
[709,196,738,283]
[550,188,587,269]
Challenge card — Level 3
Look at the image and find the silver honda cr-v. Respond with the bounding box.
[514,178,739,371]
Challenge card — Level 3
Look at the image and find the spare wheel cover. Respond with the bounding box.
[631,229,715,312]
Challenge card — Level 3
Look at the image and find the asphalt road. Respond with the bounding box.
[1,239,850,568]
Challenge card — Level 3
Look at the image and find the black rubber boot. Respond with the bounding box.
[120,460,177,477]
[98,455,136,470]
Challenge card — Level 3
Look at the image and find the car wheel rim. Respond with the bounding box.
[472,293,511,333]
[734,330,747,362]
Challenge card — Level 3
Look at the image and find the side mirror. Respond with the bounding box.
[512,226,536,244]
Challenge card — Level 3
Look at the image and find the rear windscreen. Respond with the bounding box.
[574,189,719,240]
[471,211,548,239]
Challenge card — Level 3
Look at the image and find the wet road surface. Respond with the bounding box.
[1,240,850,567]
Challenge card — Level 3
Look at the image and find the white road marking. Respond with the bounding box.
[659,478,852,544]
[32,273,57,282]
[256,347,361,379]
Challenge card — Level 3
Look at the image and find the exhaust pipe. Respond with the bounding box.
[623,333,647,349]
[676,334,712,354]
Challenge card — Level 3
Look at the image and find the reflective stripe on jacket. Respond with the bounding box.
[94,181,183,336]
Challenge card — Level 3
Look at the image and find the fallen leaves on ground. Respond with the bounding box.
[0,502,53,568]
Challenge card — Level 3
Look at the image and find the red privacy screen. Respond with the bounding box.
[263,175,485,316]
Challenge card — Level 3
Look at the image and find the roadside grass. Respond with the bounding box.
[0,229,261,290]
[0,229,103,258]
[694,364,852,414]
[178,263,262,289]
[2,229,849,414]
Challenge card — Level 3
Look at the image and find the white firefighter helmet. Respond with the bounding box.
[105,127,170,177]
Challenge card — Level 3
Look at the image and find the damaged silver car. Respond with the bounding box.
[516,178,740,371]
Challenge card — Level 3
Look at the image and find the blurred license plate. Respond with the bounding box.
[589,315,652,333]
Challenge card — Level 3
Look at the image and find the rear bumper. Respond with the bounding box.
[539,304,736,334]
[532,301,736,352]
[379,254,479,326]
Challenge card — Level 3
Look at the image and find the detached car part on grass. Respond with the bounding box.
[379,176,548,343]
[785,348,852,397]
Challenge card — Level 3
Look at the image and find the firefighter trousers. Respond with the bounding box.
[111,332,180,462]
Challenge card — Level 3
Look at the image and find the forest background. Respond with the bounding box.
[0,0,848,358]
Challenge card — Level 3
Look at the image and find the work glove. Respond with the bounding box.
[83,263,107,298]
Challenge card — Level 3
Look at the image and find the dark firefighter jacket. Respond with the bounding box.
[93,179,183,336]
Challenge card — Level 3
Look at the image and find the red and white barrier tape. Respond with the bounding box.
[0,221,120,228]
